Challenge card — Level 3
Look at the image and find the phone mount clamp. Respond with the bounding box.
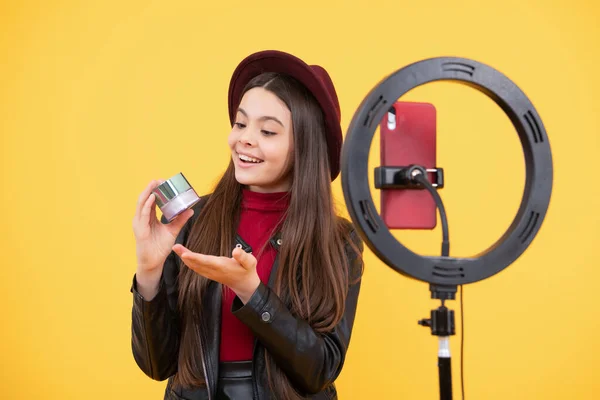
[374,164,445,190]
[340,57,553,400]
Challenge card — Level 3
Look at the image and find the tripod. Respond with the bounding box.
[418,284,457,400]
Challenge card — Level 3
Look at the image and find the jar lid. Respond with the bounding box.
[152,172,193,208]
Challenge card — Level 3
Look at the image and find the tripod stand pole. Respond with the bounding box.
[438,336,453,400]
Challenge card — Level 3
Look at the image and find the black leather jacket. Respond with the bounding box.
[130,196,364,400]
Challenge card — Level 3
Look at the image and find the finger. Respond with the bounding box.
[182,252,228,269]
[172,244,203,262]
[172,244,190,257]
[178,257,215,281]
[135,180,159,219]
[139,192,156,226]
[149,195,158,224]
[232,247,256,270]
[175,253,218,280]
[136,180,156,212]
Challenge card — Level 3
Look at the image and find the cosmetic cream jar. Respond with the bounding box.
[152,173,201,222]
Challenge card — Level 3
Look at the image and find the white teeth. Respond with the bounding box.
[239,154,263,163]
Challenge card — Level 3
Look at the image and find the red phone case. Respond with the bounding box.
[380,101,437,229]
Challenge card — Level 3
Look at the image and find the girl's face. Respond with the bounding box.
[228,87,294,193]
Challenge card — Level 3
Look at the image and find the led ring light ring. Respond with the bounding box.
[341,57,553,286]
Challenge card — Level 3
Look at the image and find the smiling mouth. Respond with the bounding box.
[238,153,264,164]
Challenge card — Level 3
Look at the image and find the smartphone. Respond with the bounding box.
[379,101,438,229]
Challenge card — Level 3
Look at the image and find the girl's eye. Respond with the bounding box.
[234,122,246,128]
[261,130,276,136]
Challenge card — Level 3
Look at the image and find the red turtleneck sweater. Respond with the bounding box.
[219,189,289,362]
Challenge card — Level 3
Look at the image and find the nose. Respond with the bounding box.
[238,125,256,146]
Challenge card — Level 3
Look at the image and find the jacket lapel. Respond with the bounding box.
[202,279,221,400]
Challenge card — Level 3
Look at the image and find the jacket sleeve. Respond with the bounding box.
[130,216,191,381]
[231,228,364,395]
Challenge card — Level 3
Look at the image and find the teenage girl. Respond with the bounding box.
[131,50,364,400]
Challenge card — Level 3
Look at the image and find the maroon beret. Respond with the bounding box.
[228,50,343,181]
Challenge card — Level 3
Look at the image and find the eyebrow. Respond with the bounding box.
[237,108,285,128]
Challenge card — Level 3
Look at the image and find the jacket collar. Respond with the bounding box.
[234,231,282,253]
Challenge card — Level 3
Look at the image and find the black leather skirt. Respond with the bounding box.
[216,361,254,400]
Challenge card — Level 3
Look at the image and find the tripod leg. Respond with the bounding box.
[438,336,453,400]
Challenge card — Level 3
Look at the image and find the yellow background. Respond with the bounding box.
[1,0,598,399]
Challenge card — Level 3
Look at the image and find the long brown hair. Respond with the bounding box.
[173,72,362,399]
